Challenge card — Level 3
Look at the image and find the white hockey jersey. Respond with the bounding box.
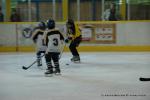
[43,29,64,53]
[31,29,47,51]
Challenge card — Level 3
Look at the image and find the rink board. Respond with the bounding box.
[0,46,150,52]
[0,21,150,52]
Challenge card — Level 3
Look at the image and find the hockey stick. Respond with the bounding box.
[59,42,66,59]
[22,54,45,70]
[139,77,150,81]
[22,42,65,70]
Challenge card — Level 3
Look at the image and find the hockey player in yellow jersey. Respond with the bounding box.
[65,19,82,62]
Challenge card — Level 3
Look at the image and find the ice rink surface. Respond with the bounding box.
[0,52,150,100]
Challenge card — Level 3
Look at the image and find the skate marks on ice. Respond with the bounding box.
[0,52,150,100]
[1,52,150,82]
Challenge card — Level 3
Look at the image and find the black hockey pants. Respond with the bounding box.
[69,35,82,57]
[45,52,60,69]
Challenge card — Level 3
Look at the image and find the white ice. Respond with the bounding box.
[0,52,150,100]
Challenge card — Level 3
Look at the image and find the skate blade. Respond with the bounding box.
[55,73,61,76]
[37,64,42,67]
[72,60,81,63]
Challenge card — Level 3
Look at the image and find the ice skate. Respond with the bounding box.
[71,56,80,63]
[54,68,61,75]
[37,59,42,67]
[44,69,53,77]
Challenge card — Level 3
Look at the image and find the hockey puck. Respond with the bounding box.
[66,63,69,65]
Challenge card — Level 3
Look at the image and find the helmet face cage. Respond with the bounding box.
[38,22,46,30]
[47,19,55,29]
[66,19,74,28]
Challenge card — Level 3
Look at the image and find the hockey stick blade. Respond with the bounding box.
[22,66,28,70]
[139,77,150,81]
[22,54,45,70]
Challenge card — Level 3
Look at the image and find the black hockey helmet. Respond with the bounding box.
[47,19,55,29]
[38,21,46,30]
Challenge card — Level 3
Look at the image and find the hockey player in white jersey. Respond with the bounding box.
[43,19,64,76]
[31,22,47,67]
